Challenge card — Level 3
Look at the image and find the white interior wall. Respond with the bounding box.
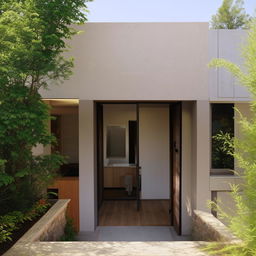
[103,104,136,166]
[139,104,170,199]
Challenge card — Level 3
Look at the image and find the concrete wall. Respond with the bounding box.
[79,100,96,231]
[5,200,70,256]
[103,104,136,165]
[192,210,239,242]
[194,101,211,212]
[40,25,251,103]
[180,101,211,235]
[41,23,209,101]
[139,104,170,199]
[209,30,250,101]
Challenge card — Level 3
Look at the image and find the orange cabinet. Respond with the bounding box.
[48,177,79,231]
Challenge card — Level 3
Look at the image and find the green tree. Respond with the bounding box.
[209,20,256,255]
[0,0,90,213]
[211,0,251,29]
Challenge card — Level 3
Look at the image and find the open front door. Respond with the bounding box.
[170,102,182,235]
[136,103,141,210]
[97,103,104,210]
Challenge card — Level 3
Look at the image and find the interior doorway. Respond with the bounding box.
[96,102,182,234]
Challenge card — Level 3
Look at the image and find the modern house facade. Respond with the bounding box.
[39,22,250,235]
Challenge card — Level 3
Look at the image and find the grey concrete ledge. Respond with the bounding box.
[4,199,70,255]
[210,175,243,191]
[192,210,240,243]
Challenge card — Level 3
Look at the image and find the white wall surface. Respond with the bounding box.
[193,101,211,212]
[139,104,170,199]
[41,23,209,101]
[180,101,211,235]
[79,100,96,231]
[209,30,250,101]
[103,104,136,165]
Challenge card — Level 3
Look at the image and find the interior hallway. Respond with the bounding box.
[99,200,170,226]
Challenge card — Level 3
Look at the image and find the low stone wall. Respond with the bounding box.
[4,199,70,256]
[192,210,240,242]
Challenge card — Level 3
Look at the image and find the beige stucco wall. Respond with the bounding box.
[79,100,97,231]
[194,101,211,212]
[41,22,209,101]
[209,30,250,101]
[181,101,211,235]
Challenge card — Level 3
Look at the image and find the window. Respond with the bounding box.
[211,104,234,174]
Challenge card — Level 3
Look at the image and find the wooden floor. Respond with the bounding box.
[103,188,136,200]
[99,200,170,226]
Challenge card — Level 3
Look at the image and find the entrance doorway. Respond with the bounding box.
[96,102,182,234]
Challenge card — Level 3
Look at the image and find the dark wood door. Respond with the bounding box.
[97,103,104,210]
[170,102,182,235]
[136,104,141,211]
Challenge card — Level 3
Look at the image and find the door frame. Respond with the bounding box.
[96,103,104,210]
[95,101,182,233]
[169,102,182,235]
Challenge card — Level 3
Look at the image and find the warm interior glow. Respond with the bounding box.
[43,99,79,107]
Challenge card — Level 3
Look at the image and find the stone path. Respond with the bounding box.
[6,241,208,256]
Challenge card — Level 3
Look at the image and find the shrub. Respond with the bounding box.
[0,199,50,244]
[0,0,90,213]
[208,20,256,255]
[60,217,77,241]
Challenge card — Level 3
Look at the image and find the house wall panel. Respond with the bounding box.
[79,100,96,232]
[41,23,209,101]
[209,30,250,101]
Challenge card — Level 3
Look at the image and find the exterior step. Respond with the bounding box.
[6,241,208,256]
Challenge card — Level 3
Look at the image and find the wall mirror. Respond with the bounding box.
[107,125,126,158]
